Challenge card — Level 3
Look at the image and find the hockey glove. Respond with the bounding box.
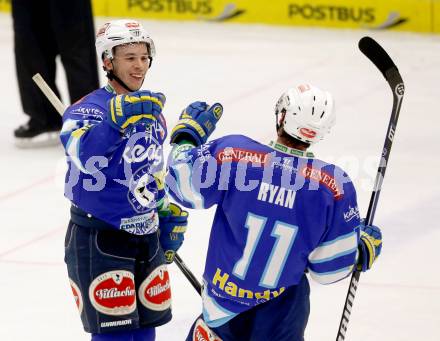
[159,203,188,263]
[106,90,165,132]
[170,101,223,146]
[357,220,382,272]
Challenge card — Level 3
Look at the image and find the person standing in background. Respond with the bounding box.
[12,0,99,148]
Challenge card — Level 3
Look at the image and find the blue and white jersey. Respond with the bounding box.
[166,135,360,327]
[60,85,168,235]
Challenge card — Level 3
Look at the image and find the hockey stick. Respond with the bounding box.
[336,37,405,341]
[32,73,65,115]
[174,253,202,295]
[32,72,203,295]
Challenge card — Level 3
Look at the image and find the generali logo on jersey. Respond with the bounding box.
[138,265,171,311]
[89,270,136,316]
[69,278,83,314]
[216,147,270,166]
[301,165,343,199]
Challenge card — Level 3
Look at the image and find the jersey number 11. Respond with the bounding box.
[232,212,298,289]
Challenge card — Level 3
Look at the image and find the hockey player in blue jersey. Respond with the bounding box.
[165,84,382,341]
[60,20,188,341]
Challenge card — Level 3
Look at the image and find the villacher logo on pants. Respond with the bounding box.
[89,270,137,316]
[138,265,172,311]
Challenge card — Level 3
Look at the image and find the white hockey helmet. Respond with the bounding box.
[275,84,335,144]
[95,19,156,61]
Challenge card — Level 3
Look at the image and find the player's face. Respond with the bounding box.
[110,43,150,92]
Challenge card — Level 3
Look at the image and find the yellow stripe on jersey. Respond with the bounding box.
[110,97,117,124]
[115,95,123,117]
[71,125,91,138]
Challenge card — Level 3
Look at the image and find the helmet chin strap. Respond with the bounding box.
[106,69,137,93]
[104,57,152,93]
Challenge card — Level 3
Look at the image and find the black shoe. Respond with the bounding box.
[14,121,61,148]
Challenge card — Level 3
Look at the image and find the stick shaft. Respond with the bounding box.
[336,38,404,340]
[32,73,66,115]
[174,253,202,295]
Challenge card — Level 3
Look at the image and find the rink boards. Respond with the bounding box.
[0,0,439,33]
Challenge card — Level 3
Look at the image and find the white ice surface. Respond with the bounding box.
[0,13,439,341]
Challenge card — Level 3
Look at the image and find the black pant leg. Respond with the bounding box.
[12,0,62,128]
[50,0,99,104]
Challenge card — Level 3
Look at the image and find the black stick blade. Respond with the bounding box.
[359,36,397,79]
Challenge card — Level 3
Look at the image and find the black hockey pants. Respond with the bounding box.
[12,0,99,128]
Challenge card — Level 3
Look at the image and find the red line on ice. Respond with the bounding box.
[0,174,55,202]
[0,226,63,258]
